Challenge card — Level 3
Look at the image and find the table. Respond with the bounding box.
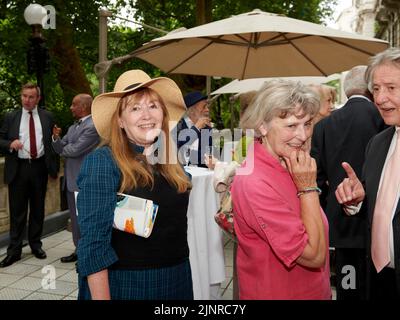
[185,166,226,300]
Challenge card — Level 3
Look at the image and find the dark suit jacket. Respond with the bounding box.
[173,117,212,168]
[311,97,386,248]
[0,108,59,184]
[362,126,400,297]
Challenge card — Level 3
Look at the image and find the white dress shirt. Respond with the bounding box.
[379,127,400,268]
[348,94,372,103]
[18,107,44,159]
[184,116,199,152]
[78,114,91,126]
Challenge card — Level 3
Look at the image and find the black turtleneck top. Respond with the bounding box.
[110,142,191,269]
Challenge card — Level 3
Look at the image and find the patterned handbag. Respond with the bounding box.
[214,189,236,241]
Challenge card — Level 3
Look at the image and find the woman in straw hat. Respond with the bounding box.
[76,70,193,300]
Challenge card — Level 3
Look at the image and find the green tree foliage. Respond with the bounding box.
[133,0,336,29]
[0,0,110,130]
[0,0,336,132]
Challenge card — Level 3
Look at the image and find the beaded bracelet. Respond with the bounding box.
[297,186,322,198]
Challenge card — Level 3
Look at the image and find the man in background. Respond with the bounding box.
[52,93,99,263]
[311,65,386,299]
[335,48,400,299]
[0,83,59,268]
[174,91,213,167]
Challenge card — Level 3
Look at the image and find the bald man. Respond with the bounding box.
[52,94,99,262]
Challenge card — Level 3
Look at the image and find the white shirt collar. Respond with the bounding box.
[348,95,372,102]
[184,115,194,128]
[79,114,91,123]
[22,106,38,114]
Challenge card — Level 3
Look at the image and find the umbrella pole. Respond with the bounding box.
[230,98,235,131]
[98,9,112,93]
[206,76,211,97]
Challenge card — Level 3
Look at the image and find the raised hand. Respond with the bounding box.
[52,125,62,138]
[195,117,211,130]
[284,150,317,191]
[335,162,365,205]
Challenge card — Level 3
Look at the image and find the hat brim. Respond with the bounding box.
[186,95,207,108]
[92,77,186,140]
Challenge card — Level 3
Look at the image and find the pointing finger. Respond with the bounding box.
[342,162,358,180]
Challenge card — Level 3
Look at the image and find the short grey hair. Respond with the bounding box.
[343,65,368,98]
[240,79,320,137]
[366,47,400,92]
[21,83,40,97]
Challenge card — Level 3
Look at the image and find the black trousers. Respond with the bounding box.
[334,247,367,300]
[7,158,48,256]
[66,190,80,247]
[369,266,399,300]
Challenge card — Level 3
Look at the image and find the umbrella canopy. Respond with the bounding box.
[211,74,341,95]
[132,9,388,79]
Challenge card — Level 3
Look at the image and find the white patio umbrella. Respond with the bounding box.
[211,74,341,95]
[131,9,388,79]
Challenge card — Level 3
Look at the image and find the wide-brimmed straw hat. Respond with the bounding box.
[92,69,186,140]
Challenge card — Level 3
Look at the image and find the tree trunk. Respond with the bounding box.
[52,31,92,104]
[178,0,213,95]
[51,1,92,105]
[196,0,212,25]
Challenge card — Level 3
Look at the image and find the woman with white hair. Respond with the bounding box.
[231,80,331,299]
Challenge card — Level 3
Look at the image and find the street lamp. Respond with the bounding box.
[24,3,50,108]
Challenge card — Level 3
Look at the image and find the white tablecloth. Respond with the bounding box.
[185,166,226,300]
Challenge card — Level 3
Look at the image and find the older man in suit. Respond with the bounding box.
[174,91,212,167]
[0,83,59,268]
[52,94,99,263]
[336,48,400,299]
[311,66,386,300]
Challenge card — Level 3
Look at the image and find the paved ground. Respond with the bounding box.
[0,229,336,300]
[0,230,78,300]
[0,229,234,300]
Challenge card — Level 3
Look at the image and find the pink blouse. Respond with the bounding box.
[231,141,331,300]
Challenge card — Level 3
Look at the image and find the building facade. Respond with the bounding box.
[375,0,400,47]
[337,0,400,46]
